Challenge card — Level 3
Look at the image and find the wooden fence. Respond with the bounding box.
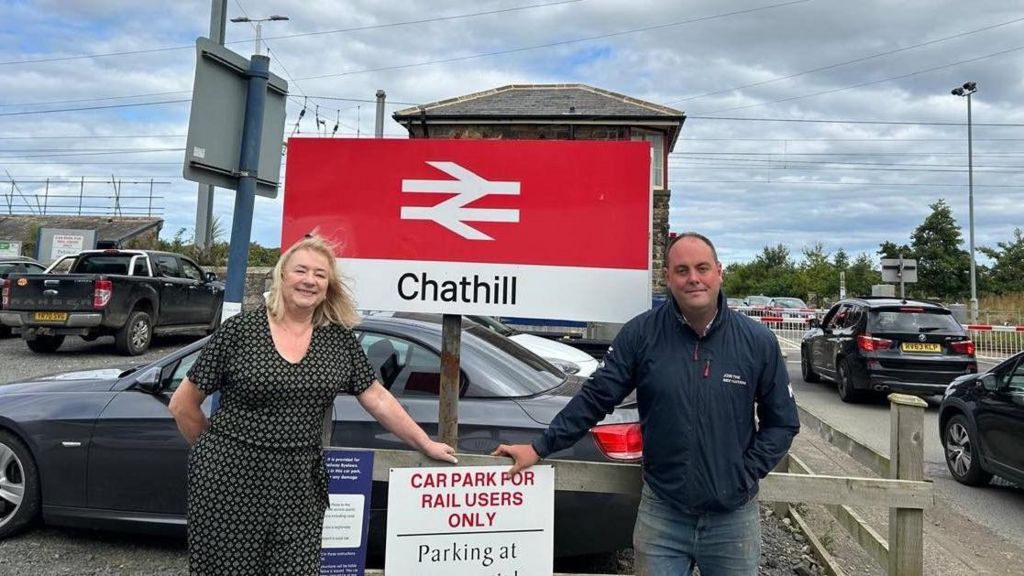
[338,394,932,575]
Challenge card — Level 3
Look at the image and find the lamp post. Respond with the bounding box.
[951,81,978,323]
[230,14,289,56]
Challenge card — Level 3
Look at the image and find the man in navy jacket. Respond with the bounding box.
[493,232,800,575]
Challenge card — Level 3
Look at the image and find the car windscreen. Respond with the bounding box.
[773,298,805,308]
[466,315,516,336]
[747,296,771,305]
[463,325,565,397]
[868,309,963,334]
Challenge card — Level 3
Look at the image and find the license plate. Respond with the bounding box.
[34,311,68,322]
[901,342,941,353]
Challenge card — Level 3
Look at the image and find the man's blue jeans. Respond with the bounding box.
[633,484,761,575]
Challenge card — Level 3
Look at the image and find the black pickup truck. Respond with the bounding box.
[0,250,224,355]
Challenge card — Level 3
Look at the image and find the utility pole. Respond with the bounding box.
[375,90,386,138]
[194,0,227,252]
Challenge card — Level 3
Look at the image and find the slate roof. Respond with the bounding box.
[0,216,162,244]
[393,84,683,120]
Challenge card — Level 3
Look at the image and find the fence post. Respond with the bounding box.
[887,393,927,576]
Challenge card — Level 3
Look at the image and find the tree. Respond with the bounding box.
[910,199,970,300]
[846,253,881,297]
[979,228,1024,295]
[795,243,837,304]
[747,244,796,297]
[877,241,913,260]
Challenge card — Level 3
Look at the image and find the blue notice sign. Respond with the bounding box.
[320,450,374,576]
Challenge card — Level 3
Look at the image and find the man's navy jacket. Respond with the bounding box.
[532,292,800,513]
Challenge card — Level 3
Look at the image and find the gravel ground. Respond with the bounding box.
[0,334,822,575]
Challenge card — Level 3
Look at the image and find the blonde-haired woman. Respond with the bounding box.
[169,234,456,575]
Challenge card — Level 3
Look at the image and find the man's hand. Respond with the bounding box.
[422,440,458,464]
[491,444,540,476]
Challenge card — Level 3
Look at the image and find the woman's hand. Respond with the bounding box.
[421,440,458,464]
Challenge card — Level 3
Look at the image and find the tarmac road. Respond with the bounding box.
[785,352,1024,550]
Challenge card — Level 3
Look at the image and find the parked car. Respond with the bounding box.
[0,315,639,557]
[0,250,223,355]
[362,311,600,377]
[745,295,772,307]
[726,297,745,309]
[768,297,808,309]
[801,297,977,403]
[0,256,46,338]
[768,297,815,320]
[939,350,1024,487]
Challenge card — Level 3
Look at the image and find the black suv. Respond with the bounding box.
[939,350,1024,486]
[801,297,976,402]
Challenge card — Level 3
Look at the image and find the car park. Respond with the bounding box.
[938,350,1024,487]
[0,315,639,557]
[0,256,46,338]
[801,297,977,402]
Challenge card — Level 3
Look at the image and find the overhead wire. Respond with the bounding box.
[0,0,586,67]
[694,43,1024,114]
[295,0,812,80]
[667,15,1024,105]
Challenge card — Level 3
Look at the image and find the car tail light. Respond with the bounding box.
[950,340,975,357]
[591,423,643,462]
[857,334,893,352]
[93,279,113,309]
[2,279,8,307]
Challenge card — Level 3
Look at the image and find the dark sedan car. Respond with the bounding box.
[0,316,639,557]
[801,297,976,402]
[939,350,1024,487]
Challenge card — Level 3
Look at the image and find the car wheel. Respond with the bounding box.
[25,334,64,353]
[943,414,992,486]
[0,430,41,539]
[836,358,864,403]
[800,348,820,383]
[115,310,152,356]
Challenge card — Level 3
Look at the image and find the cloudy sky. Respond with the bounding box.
[2,0,1022,264]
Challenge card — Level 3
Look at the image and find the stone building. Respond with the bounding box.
[392,84,685,295]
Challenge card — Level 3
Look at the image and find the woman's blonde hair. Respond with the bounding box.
[265,233,360,328]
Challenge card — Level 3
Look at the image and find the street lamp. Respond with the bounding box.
[230,14,289,56]
[951,81,978,323]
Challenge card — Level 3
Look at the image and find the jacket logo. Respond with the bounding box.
[722,372,747,386]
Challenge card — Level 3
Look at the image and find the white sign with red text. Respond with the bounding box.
[282,138,652,322]
[385,465,554,576]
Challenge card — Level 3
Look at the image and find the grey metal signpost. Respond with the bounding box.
[881,257,918,299]
[183,38,288,321]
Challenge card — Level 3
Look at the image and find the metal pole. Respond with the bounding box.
[967,92,977,323]
[375,90,386,138]
[195,0,227,252]
[43,178,48,214]
[222,54,270,322]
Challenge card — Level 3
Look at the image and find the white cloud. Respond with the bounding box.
[0,0,1021,268]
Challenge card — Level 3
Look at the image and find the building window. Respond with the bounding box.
[631,130,665,188]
